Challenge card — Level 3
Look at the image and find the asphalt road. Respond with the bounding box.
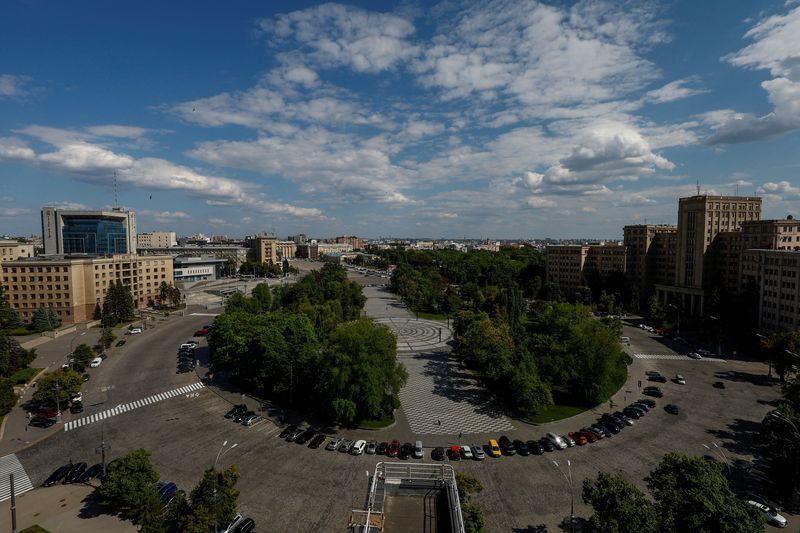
[8,273,790,532]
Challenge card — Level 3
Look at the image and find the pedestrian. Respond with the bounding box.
[458,431,462,439]
[437,419,441,426]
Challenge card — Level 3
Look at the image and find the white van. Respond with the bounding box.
[350,440,367,455]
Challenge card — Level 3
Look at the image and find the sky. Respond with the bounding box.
[1,0,799,240]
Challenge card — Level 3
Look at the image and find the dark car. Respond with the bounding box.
[399,442,414,459]
[581,430,598,443]
[665,404,680,415]
[638,398,656,408]
[158,482,178,504]
[447,446,461,461]
[514,439,530,456]
[592,425,613,438]
[64,462,88,484]
[599,422,620,434]
[29,416,55,428]
[70,401,84,414]
[308,434,326,449]
[225,404,248,419]
[115,340,126,347]
[77,463,104,483]
[526,439,544,455]
[296,429,316,444]
[713,381,726,389]
[232,518,256,533]
[648,374,668,383]
[388,440,401,457]
[582,427,603,441]
[285,427,304,442]
[623,408,642,420]
[643,386,663,398]
[278,424,297,439]
[432,447,446,461]
[498,436,516,456]
[539,438,555,452]
[43,465,71,487]
[377,442,389,455]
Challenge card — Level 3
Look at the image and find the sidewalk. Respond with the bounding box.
[0,483,136,533]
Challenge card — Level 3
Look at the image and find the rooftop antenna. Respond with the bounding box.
[696,180,700,196]
[114,171,118,207]
[735,182,739,196]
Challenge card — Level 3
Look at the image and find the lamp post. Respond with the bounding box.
[552,460,574,533]
[212,440,238,533]
[53,382,61,423]
[702,442,731,476]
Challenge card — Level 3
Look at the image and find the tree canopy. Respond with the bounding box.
[171,465,240,533]
[0,331,35,378]
[33,369,82,402]
[98,449,163,528]
[102,281,135,327]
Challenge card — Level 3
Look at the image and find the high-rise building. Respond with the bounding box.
[656,195,761,316]
[545,244,626,296]
[137,231,177,248]
[624,224,677,305]
[740,249,800,332]
[1,254,173,324]
[42,207,137,255]
[248,234,278,264]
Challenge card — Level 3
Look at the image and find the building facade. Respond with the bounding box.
[0,240,35,261]
[137,244,248,266]
[247,234,278,264]
[1,254,173,324]
[173,256,225,284]
[740,249,800,333]
[42,207,137,256]
[276,240,297,260]
[623,225,677,306]
[137,231,177,248]
[335,235,364,250]
[546,244,626,295]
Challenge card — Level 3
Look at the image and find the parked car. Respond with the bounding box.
[309,434,326,449]
[498,436,516,456]
[226,405,249,420]
[582,427,603,441]
[194,329,209,337]
[614,412,635,426]
[568,432,588,446]
[545,432,568,450]
[90,357,103,368]
[447,446,461,461]
[326,437,343,451]
[129,327,142,334]
[242,414,261,426]
[638,398,656,408]
[220,513,244,533]
[746,500,787,528]
[77,463,104,483]
[158,482,178,504]
[365,441,377,455]
[414,440,424,459]
[337,439,354,453]
[285,427,304,442]
[70,401,84,414]
[675,374,686,385]
[377,442,389,455]
[713,381,726,389]
[82,373,90,382]
[43,465,71,487]
[350,440,367,455]
[581,430,598,443]
[540,438,555,452]
[399,442,414,459]
[665,404,680,415]
[30,416,55,428]
[115,340,126,347]
[388,440,401,457]
[232,518,256,533]
[527,440,545,454]
[432,447,446,461]
[460,445,474,459]
[648,373,668,383]
[472,445,486,460]
[643,386,663,398]
[296,429,316,444]
[488,439,501,458]
[688,352,703,360]
[623,408,642,419]
[562,435,575,447]
[513,440,530,456]
[64,462,88,484]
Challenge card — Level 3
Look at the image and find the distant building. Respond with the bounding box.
[546,244,627,296]
[289,234,307,244]
[0,240,35,261]
[276,240,297,261]
[467,241,501,252]
[0,254,173,324]
[210,234,230,243]
[296,241,353,260]
[137,244,248,266]
[173,256,225,284]
[247,234,278,264]
[335,235,363,250]
[41,206,137,255]
[137,231,177,248]
[740,249,800,332]
[623,225,677,305]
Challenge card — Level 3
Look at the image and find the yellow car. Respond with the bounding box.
[488,439,502,458]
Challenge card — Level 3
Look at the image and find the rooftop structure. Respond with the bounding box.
[42,206,137,256]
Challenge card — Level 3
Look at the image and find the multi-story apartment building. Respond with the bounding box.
[0,254,173,324]
[335,235,364,250]
[247,234,278,264]
[296,241,353,260]
[740,249,800,332]
[41,207,137,255]
[137,244,248,266]
[0,240,35,261]
[137,231,177,248]
[655,195,761,316]
[546,244,627,296]
[624,225,678,304]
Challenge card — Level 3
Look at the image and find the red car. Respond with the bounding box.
[194,329,208,337]
[388,440,400,457]
[580,429,598,443]
[36,409,58,419]
[568,432,588,446]
[447,446,461,461]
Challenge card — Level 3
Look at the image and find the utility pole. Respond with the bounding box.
[53,383,62,423]
[96,425,111,478]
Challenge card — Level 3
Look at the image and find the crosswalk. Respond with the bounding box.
[64,382,205,432]
[634,353,726,362]
[0,454,33,502]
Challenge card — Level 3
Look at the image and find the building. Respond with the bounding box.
[546,244,627,295]
[173,257,225,284]
[740,249,800,333]
[655,195,761,316]
[296,241,353,259]
[0,254,173,324]
[136,244,248,266]
[276,240,297,261]
[137,231,177,249]
[247,234,278,264]
[210,234,230,243]
[624,225,677,305]
[335,235,364,250]
[42,207,137,255]
[740,218,800,251]
[289,234,307,244]
[0,240,35,261]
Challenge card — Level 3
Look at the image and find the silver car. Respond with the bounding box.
[337,439,353,452]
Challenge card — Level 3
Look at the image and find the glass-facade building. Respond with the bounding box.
[62,217,129,254]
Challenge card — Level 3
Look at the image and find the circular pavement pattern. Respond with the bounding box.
[374,317,515,436]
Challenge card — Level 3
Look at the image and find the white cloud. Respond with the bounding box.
[258,4,418,73]
[757,180,800,201]
[0,74,31,98]
[84,125,154,139]
[526,196,557,208]
[645,79,707,104]
[0,207,31,217]
[724,6,800,78]
[140,209,192,222]
[45,201,91,210]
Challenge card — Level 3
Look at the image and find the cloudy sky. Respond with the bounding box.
[1,1,799,239]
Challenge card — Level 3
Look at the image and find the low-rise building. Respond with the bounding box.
[137,244,248,266]
[137,231,177,248]
[277,240,297,261]
[335,235,364,250]
[0,240,35,261]
[1,254,173,324]
[173,256,225,284]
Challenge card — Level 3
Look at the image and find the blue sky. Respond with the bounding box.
[1,0,799,239]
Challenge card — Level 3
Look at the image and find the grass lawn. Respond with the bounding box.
[357,415,395,429]
[10,367,44,385]
[20,526,51,533]
[524,404,587,424]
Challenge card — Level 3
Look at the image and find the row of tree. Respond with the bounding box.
[208,264,406,424]
[97,448,240,533]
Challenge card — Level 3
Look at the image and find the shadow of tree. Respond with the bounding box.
[512,525,549,533]
[706,417,762,456]
[713,370,773,387]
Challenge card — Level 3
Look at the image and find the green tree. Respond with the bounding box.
[0,285,21,330]
[456,473,486,533]
[758,389,800,507]
[175,465,240,533]
[582,472,658,533]
[102,281,135,326]
[0,377,17,416]
[100,327,117,349]
[72,343,95,371]
[98,449,162,526]
[158,281,171,306]
[31,307,60,330]
[646,452,764,533]
[762,330,800,382]
[221,258,237,277]
[0,332,35,378]
[33,370,82,402]
[646,296,666,328]
[282,258,290,276]
[331,398,357,425]
[93,302,103,320]
[250,283,272,313]
[169,285,181,306]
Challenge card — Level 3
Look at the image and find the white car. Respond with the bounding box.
[89,357,103,368]
[129,327,142,334]
[460,445,473,459]
[746,500,787,528]
[70,392,83,403]
[688,352,702,360]
[675,374,686,385]
[350,440,367,455]
[414,440,424,459]
[546,432,568,450]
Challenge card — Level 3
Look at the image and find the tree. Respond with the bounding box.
[0,285,22,330]
[100,327,117,349]
[33,370,82,402]
[158,281,171,306]
[102,281,135,327]
[93,302,103,320]
[250,283,272,313]
[72,343,95,371]
[456,473,486,533]
[646,296,665,328]
[98,449,162,526]
[582,472,658,533]
[0,332,35,378]
[646,452,764,533]
[0,378,17,416]
[762,330,800,382]
[221,258,237,277]
[169,285,181,306]
[282,258,290,276]
[174,465,240,533]
[31,307,60,330]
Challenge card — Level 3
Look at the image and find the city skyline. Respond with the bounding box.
[1,1,799,239]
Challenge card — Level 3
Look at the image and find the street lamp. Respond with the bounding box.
[552,460,574,533]
[702,442,731,476]
[53,382,61,423]
[212,440,238,532]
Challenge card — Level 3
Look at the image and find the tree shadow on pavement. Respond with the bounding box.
[713,370,773,387]
[512,525,548,533]
[76,489,109,519]
[706,417,762,455]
